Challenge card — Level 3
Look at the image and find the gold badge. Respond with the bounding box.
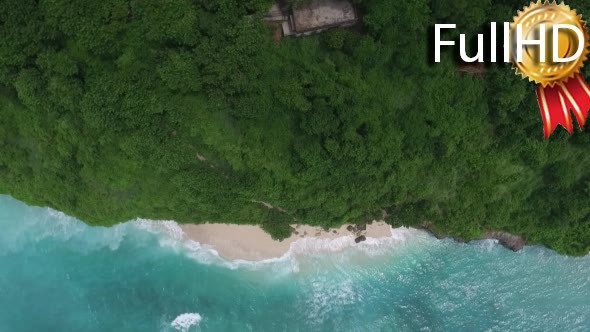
[510,1,590,87]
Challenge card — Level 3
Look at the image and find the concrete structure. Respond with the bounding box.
[265,0,358,37]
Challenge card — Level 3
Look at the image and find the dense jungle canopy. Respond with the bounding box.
[1,0,590,255]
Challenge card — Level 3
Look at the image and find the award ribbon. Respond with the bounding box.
[511,1,590,138]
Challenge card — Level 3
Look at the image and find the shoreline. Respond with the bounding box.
[181,221,393,261]
[419,223,526,252]
[180,221,529,261]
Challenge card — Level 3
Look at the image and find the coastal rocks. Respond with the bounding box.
[345,224,372,244]
[355,235,366,243]
[346,224,367,232]
[290,226,298,235]
[483,231,525,252]
[420,222,526,252]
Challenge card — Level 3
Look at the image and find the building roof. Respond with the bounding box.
[291,0,357,33]
[265,3,287,21]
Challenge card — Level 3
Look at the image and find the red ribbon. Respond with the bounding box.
[536,74,590,138]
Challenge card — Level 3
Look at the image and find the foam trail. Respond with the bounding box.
[170,313,202,332]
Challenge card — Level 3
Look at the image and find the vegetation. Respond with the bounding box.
[1,0,589,255]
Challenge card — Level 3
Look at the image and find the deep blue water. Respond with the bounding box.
[0,195,589,331]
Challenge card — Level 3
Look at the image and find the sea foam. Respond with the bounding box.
[0,194,432,271]
[0,199,129,253]
[3,195,590,331]
[129,217,432,272]
[171,313,202,332]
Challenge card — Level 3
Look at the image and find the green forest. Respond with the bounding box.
[1,0,590,255]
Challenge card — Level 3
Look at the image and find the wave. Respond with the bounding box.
[0,197,128,254]
[129,218,434,272]
[0,195,434,271]
[286,226,426,257]
[170,313,202,332]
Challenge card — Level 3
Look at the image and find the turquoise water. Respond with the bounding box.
[0,195,589,331]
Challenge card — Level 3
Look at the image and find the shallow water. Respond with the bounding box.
[0,195,589,331]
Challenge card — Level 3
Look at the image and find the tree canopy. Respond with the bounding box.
[1,0,589,255]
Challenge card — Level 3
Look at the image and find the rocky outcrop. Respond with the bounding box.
[420,222,526,252]
[355,235,366,243]
[483,231,525,252]
[345,224,371,244]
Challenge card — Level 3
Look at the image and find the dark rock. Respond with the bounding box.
[420,222,525,252]
[346,225,355,232]
[483,231,525,252]
[332,230,337,234]
[356,223,367,231]
[354,235,366,243]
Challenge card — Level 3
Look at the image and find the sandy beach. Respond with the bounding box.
[181,221,392,261]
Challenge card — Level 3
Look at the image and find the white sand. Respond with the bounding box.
[181,221,392,261]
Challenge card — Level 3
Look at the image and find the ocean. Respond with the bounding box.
[0,195,589,331]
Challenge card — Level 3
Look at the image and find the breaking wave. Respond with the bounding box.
[0,195,434,272]
[170,313,202,332]
[2,195,590,331]
[0,195,509,273]
[129,218,434,272]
